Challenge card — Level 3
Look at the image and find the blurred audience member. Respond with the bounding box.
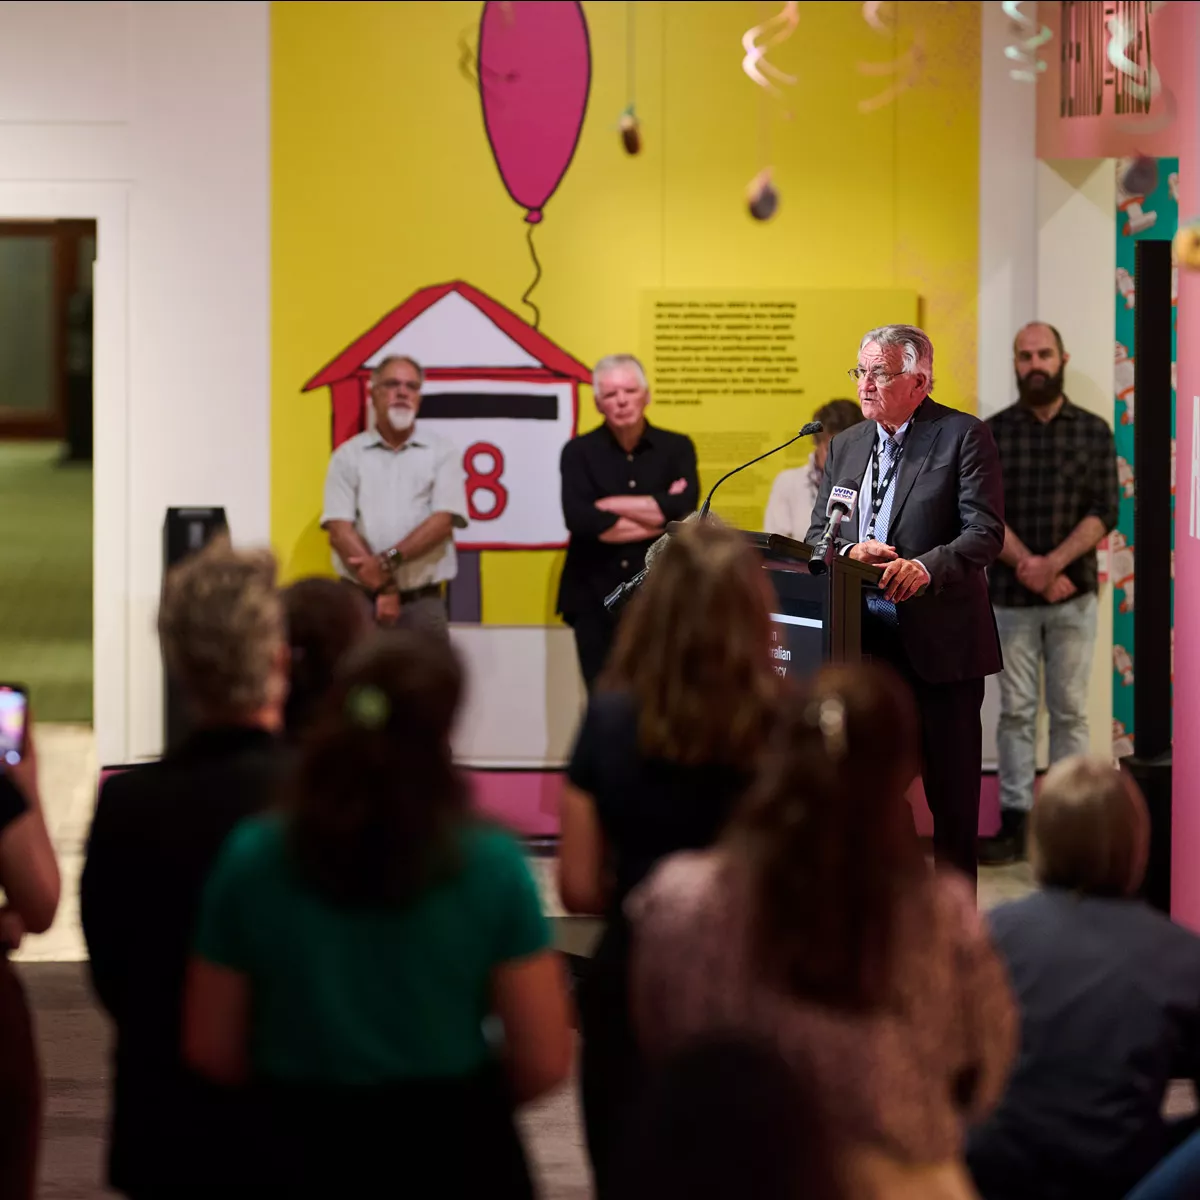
[0,728,60,1200]
[185,632,571,1199]
[763,398,864,540]
[630,663,1016,1199]
[81,538,288,1200]
[611,1033,845,1200]
[558,518,780,1196]
[967,756,1200,1200]
[281,577,372,739]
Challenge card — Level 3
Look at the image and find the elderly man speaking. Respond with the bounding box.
[806,324,1005,884]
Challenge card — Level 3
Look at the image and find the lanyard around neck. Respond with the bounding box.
[864,440,903,539]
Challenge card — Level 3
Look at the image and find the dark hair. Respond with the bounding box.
[287,631,468,907]
[612,1034,844,1200]
[730,663,926,1011]
[282,578,373,737]
[813,398,865,439]
[601,519,780,768]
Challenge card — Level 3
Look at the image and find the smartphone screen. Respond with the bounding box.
[0,685,28,768]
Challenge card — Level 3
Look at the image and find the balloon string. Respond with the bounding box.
[522,224,542,330]
[627,1,636,109]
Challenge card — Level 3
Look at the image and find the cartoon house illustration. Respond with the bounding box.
[304,281,591,556]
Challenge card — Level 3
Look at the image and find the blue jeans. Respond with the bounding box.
[995,593,1098,815]
[1124,1122,1200,1199]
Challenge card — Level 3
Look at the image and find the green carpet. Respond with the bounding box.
[0,442,92,722]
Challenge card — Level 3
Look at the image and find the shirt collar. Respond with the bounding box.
[603,419,656,452]
[1016,394,1077,422]
[875,417,913,447]
[365,425,429,450]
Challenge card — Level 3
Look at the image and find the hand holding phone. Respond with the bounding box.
[0,685,29,769]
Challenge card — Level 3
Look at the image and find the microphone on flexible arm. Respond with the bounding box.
[807,479,860,576]
[697,420,825,519]
[602,421,825,613]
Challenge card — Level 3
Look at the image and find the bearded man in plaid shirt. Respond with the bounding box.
[980,322,1119,865]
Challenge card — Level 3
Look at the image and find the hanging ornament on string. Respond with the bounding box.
[1001,1,1052,83]
[741,2,799,222]
[1174,222,1200,271]
[477,0,592,329]
[618,2,641,155]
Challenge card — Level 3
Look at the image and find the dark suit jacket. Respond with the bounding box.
[805,396,1005,684]
[80,726,285,1197]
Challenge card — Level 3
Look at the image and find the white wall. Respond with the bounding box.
[1036,158,1117,760]
[0,1,270,763]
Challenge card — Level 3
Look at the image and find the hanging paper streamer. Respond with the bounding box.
[742,2,800,103]
[477,0,591,326]
[742,3,799,222]
[856,1,927,114]
[1002,1,1052,83]
[619,1,641,155]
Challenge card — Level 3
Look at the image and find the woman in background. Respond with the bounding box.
[0,726,60,1200]
[280,578,372,739]
[763,398,864,539]
[630,664,1016,1200]
[185,633,572,1198]
[558,519,781,1197]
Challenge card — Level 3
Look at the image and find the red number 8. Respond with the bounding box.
[463,441,509,521]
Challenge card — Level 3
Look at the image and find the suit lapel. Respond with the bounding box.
[838,423,875,500]
[888,400,940,532]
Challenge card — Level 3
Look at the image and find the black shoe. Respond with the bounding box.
[978,810,1028,867]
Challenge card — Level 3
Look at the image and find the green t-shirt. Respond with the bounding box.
[194,814,550,1085]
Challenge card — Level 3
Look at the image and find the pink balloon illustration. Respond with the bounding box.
[478,1,592,227]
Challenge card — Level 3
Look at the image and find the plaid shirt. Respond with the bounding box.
[985,397,1119,607]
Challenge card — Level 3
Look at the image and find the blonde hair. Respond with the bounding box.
[1029,755,1149,896]
[602,519,779,767]
[158,535,285,717]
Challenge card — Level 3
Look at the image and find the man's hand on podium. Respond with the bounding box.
[848,539,897,565]
[880,558,930,603]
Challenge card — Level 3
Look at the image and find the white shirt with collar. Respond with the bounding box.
[843,417,931,585]
[321,425,469,591]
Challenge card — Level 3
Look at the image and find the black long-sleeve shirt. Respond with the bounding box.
[555,422,699,620]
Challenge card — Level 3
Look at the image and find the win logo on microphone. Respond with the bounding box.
[828,485,858,518]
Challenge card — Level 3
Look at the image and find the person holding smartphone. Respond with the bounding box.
[0,699,63,1200]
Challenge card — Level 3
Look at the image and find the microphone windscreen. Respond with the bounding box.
[644,510,699,571]
[826,478,860,519]
[799,420,824,436]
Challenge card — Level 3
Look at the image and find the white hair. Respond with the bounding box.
[370,355,424,386]
[860,325,935,391]
[593,353,648,395]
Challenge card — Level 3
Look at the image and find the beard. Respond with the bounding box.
[386,406,416,432]
[1016,365,1065,407]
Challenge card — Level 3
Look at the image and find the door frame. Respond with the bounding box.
[0,183,129,765]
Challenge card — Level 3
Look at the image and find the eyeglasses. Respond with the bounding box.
[847,367,908,385]
[376,379,421,393]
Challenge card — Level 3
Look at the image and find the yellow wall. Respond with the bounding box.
[271,0,980,621]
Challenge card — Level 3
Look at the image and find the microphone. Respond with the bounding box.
[808,478,860,576]
[697,420,824,520]
[603,511,699,613]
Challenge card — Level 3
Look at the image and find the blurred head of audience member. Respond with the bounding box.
[601,518,779,768]
[612,1033,844,1200]
[731,662,925,1011]
[281,578,373,738]
[811,398,865,472]
[158,535,288,731]
[288,631,468,906]
[1029,755,1149,897]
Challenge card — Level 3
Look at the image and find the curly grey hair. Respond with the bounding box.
[158,535,285,716]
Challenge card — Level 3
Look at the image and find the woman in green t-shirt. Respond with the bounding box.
[184,632,572,1198]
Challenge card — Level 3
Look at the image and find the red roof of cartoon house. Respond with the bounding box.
[304,280,592,390]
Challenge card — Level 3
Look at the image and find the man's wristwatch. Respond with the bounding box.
[379,546,405,572]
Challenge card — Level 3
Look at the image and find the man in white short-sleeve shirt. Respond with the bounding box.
[321,355,468,632]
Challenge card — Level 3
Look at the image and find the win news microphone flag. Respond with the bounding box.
[808,477,860,576]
